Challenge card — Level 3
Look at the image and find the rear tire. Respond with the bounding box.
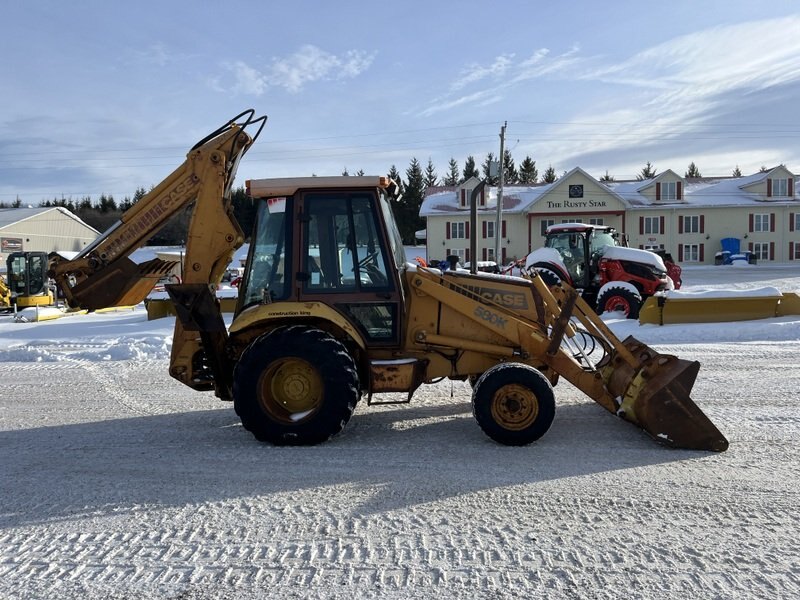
[472,364,556,446]
[535,267,562,287]
[596,287,642,319]
[233,326,359,445]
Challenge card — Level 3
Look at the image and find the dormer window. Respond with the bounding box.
[768,177,790,198]
[655,180,682,201]
[459,188,485,207]
[661,181,677,201]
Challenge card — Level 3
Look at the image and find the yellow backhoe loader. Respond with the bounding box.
[49,110,728,451]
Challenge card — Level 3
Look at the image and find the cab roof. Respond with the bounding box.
[546,223,615,234]
[246,176,392,198]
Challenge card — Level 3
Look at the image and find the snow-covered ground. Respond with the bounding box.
[0,263,798,599]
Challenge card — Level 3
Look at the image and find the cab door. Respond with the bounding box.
[297,190,402,346]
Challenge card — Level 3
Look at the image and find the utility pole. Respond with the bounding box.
[495,122,506,265]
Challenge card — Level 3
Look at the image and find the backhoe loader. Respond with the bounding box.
[49,110,728,451]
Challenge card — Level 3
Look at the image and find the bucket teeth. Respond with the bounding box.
[605,337,729,452]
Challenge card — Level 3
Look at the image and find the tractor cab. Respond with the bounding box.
[544,224,622,287]
[6,251,54,308]
[240,176,406,346]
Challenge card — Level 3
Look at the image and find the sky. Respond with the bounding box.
[2,1,800,205]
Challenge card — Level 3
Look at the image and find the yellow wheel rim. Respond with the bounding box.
[490,384,539,431]
[258,357,323,424]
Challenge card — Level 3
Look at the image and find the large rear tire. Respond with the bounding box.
[472,364,556,446]
[233,326,359,445]
[596,286,642,319]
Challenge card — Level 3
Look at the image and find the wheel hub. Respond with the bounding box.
[491,384,539,431]
[259,357,323,423]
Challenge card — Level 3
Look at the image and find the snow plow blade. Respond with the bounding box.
[600,337,728,452]
[639,290,787,325]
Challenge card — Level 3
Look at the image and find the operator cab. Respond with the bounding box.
[543,224,621,287]
[241,176,406,345]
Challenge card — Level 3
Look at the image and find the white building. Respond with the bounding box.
[421,166,799,265]
[0,207,99,267]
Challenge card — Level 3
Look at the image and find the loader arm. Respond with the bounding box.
[410,267,728,451]
[49,110,267,398]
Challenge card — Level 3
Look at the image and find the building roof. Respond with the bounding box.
[0,206,99,233]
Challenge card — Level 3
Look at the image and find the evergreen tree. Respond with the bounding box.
[599,170,615,182]
[542,165,557,183]
[98,194,117,213]
[759,165,768,173]
[132,186,148,204]
[12,197,22,208]
[462,155,479,181]
[518,156,538,184]
[396,157,426,245]
[424,158,438,188]
[341,168,350,176]
[443,158,459,186]
[481,152,499,185]
[636,161,657,181]
[356,169,365,176]
[685,162,702,178]
[732,165,742,177]
[502,149,518,184]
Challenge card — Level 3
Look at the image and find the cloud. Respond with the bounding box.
[223,45,376,96]
[422,46,583,116]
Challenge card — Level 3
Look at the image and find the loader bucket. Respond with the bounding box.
[65,258,176,311]
[600,336,728,452]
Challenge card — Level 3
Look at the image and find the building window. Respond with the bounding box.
[793,243,800,260]
[486,221,495,238]
[683,215,700,234]
[645,244,665,251]
[540,219,555,236]
[452,248,465,262]
[589,217,604,225]
[753,214,770,232]
[643,216,660,234]
[486,247,496,262]
[661,182,677,201]
[794,213,800,231]
[682,244,700,262]
[771,178,788,197]
[562,218,583,223]
[451,222,466,239]
[752,242,770,260]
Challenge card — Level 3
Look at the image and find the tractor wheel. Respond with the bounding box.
[233,326,359,445]
[596,286,642,319]
[471,364,555,446]
[535,267,562,287]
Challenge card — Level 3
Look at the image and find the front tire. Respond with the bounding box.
[233,326,359,445]
[472,364,556,446]
[596,286,642,319]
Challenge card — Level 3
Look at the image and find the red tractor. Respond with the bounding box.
[524,223,681,319]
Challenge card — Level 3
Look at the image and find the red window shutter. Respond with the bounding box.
[482,248,487,261]
[502,220,507,238]
[502,248,507,264]
[460,189,466,206]
[446,248,451,256]
[446,222,450,239]
[655,183,661,201]
[791,242,795,259]
[465,222,470,239]
[639,244,644,250]
[700,215,705,234]
[678,217,683,234]
[770,214,776,232]
[791,213,796,232]
[677,181,682,200]
[767,179,772,198]
[678,245,683,261]
[789,178,794,197]
[659,216,665,234]
[482,221,487,238]
[770,242,775,260]
[699,244,705,262]
[639,216,644,235]
[749,214,754,232]
[748,242,753,252]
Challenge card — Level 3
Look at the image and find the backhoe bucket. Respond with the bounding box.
[600,336,728,451]
[65,258,176,311]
